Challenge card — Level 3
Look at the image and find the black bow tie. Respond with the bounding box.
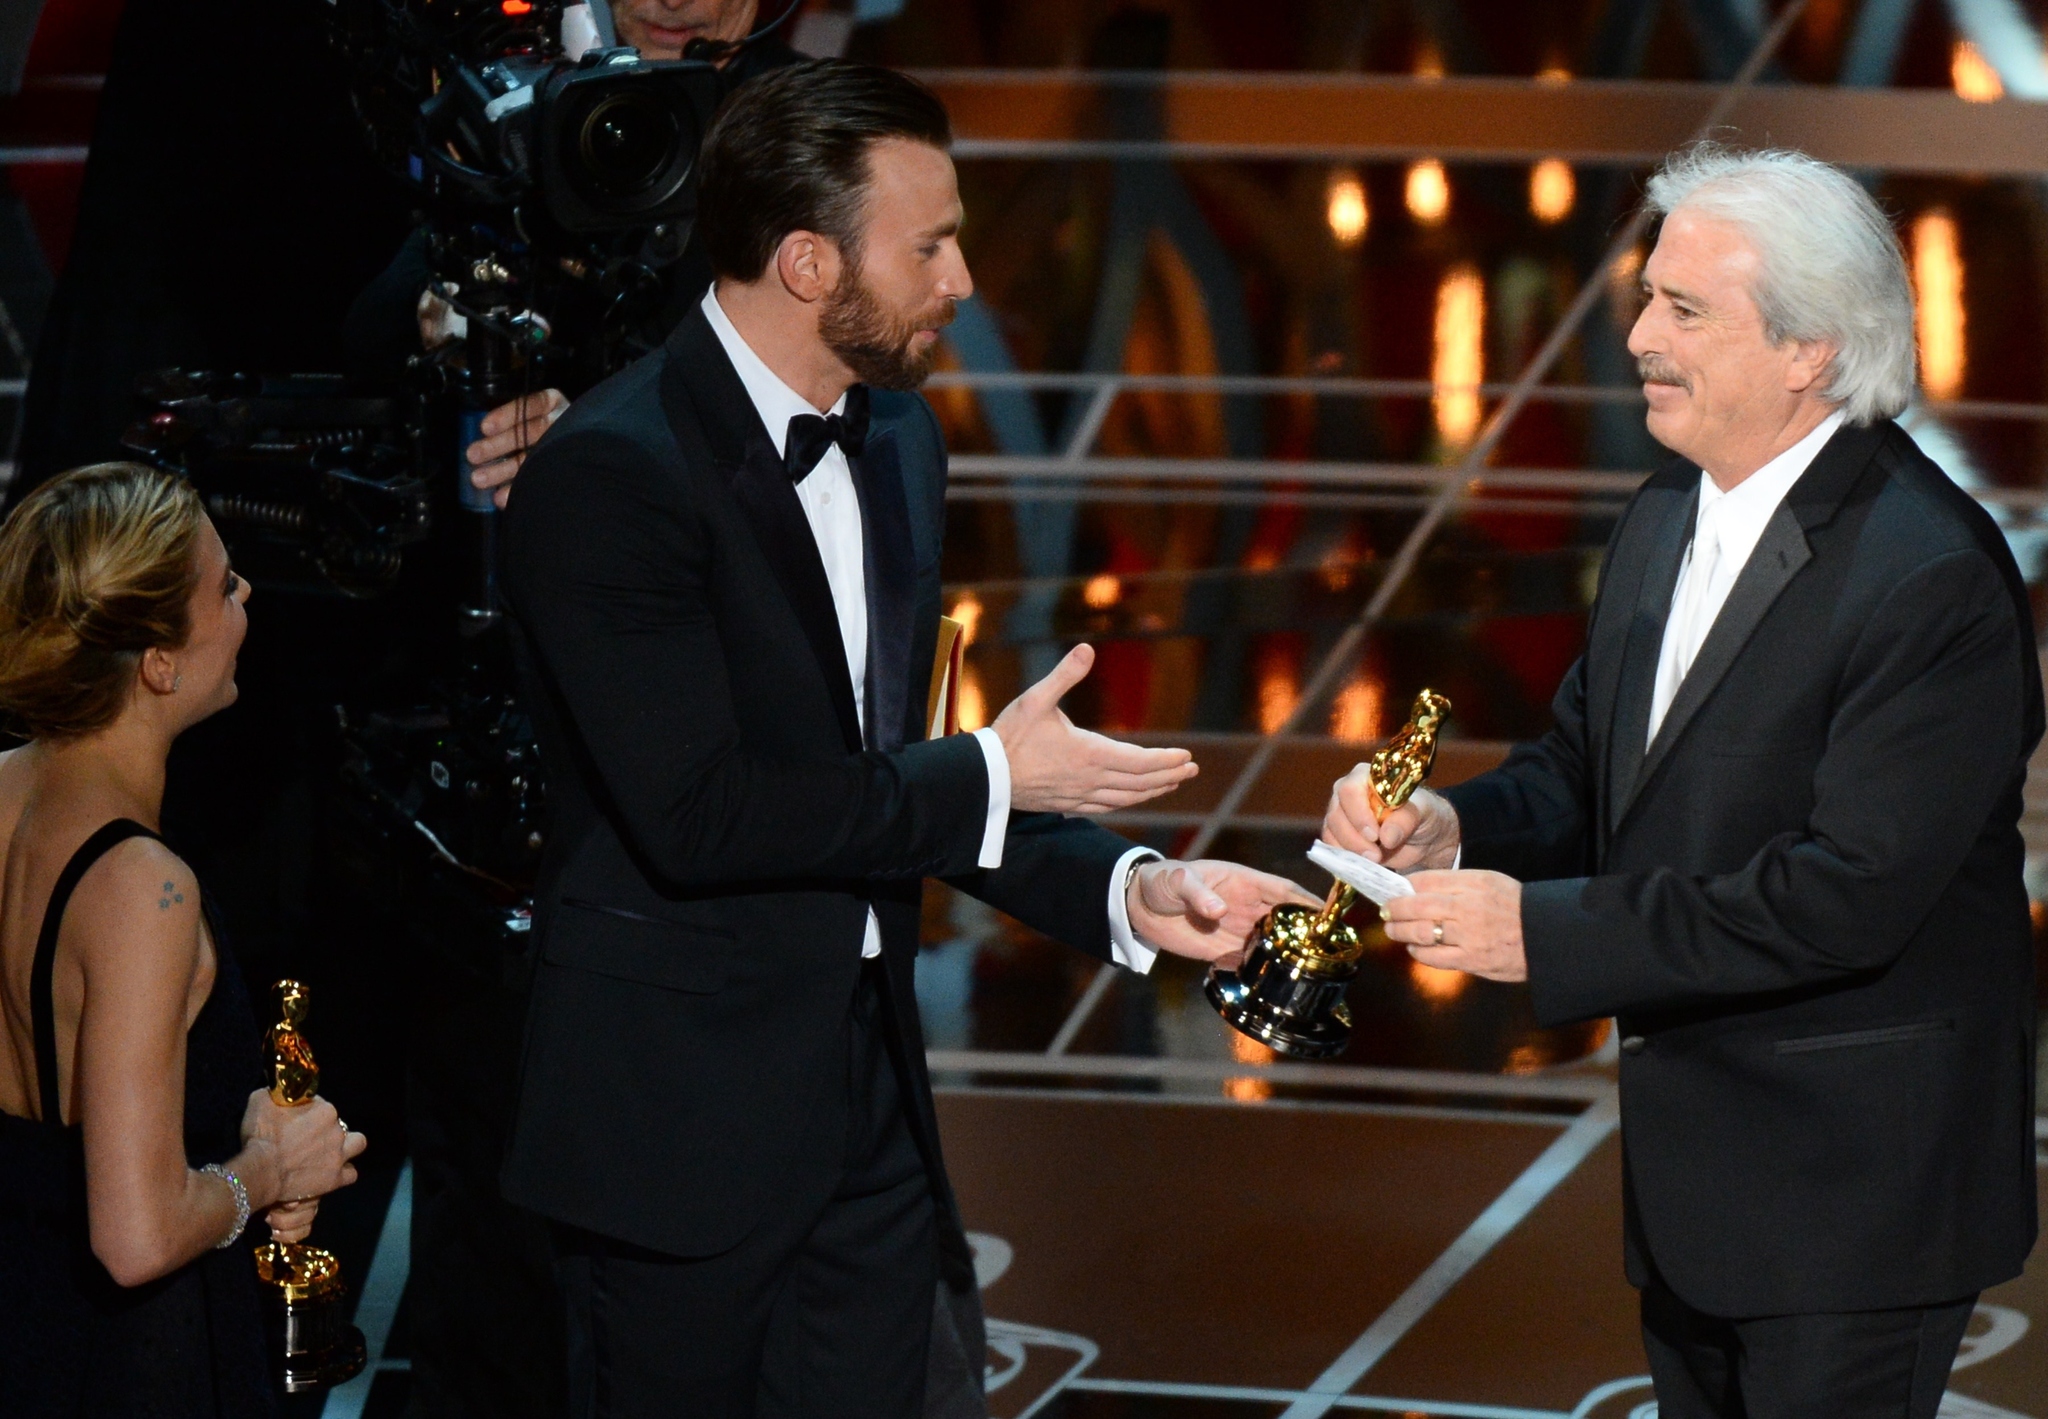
[784,387,870,484]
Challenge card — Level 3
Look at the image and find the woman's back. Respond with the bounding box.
[0,463,350,1419]
[0,742,274,1416]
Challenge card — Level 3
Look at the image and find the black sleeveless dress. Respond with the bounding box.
[0,820,275,1417]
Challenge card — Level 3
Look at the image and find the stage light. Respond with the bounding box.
[1433,264,1486,450]
[501,0,534,13]
[949,591,982,646]
[1414,43,1445,81]
[1410,960,1468,1001]
[1255,643,1300,735]
[1529,159,1575,224]
[1082,573,1122,609]
[1536,62,1572,86]
[1913,209,1965,400]
[956,664,987,732]
[1330,672,1383,745]
[1326,169,1368,248]
[1224,1030,1275,1101]
[1405,159,1450,226]
[1952,41,2003,102]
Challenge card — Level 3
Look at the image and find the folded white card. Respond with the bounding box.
[1307,839,1416,905]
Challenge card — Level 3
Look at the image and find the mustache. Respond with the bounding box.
[1637,356,1689,389]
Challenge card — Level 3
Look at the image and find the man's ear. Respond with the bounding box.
[1785,338,1837,396]
[775,231,843,305]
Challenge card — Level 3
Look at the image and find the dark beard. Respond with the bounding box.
[819,268,954,392]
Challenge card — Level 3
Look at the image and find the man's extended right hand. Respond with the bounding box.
[993,644,1199,813]
[1322,773,1461,873]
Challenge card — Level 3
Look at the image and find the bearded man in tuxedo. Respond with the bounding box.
[498,60,1314,1418]
[1326,145,2040,1417]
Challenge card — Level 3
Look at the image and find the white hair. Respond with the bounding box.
[1643,143,1917,426]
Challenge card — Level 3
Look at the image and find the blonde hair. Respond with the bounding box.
[0,463,207,739]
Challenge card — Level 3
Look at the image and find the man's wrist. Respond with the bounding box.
[1106,847,1162,973]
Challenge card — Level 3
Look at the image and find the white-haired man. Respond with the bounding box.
[1325,144,2041,1415]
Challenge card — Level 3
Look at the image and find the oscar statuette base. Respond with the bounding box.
[1204,904,1360,1061]
[254,1241,368,1394]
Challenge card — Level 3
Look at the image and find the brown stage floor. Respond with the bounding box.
[936,1066,2048,1419]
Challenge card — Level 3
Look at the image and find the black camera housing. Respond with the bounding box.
[538,54,719,233]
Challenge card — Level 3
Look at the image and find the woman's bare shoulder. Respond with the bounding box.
[61,835,203,976]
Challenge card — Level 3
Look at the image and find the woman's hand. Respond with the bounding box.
[263,1199,320,1245]
[240,1089,365,1204]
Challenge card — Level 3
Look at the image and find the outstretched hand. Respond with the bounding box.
[993,645,1199,813]
[1127,859,1321,969]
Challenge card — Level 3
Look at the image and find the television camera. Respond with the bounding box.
[121,0,762,923]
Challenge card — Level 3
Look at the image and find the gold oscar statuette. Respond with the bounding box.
[1205,689,1452,1058]
[251,981,366,1393]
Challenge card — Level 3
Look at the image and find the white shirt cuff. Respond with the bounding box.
[1452,846,1462,869]
[1106,846,1165,974]
[970,727,1008,870]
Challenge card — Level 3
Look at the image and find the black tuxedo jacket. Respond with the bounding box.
[496,308,1133,1266]
[1445,419,2041,1317]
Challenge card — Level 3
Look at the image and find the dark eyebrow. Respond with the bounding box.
[917,217,960,242]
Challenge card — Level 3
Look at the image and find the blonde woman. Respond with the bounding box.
[0,463,366,1415]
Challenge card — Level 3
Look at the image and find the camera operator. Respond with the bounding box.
[345,0,795,507]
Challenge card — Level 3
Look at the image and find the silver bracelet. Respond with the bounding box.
[201,1163,250,1249]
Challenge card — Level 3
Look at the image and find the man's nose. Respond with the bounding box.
[942,251,974,304]
[1625,304,1655,358]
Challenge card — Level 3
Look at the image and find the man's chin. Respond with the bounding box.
[1642,407,1689,455]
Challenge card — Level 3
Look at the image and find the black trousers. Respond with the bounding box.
[1641,1275,1977,1418]
[554,959,939,1419]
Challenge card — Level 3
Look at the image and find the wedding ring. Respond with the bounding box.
[1431,922,1445,945]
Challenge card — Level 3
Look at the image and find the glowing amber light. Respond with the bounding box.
[1529,159,1575,225]
[1536,63,1572,86]
[501,0,534,13]
[1432,264,1486,450]
[1405,159,1450,226]
[1223,1030,1275,1101]
[1082,573,1121,609]
[1326,170,1369,249]
[1330,673,1383,745]
[949,591,982,646]
[956,663,987,732]
[1255,647,1300,736]
[1952,41,2003,102]
[1912,210,1965,400]
[1410,960,1468,1002]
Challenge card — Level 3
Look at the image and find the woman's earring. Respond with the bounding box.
[172,674,182,692]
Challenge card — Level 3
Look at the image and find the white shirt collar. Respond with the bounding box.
[1694,408,1845,566]
[699,285,845,458]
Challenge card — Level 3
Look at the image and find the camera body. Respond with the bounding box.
[434,46,719,236]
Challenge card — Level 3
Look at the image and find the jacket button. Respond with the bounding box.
[1620,1034,1646,1055]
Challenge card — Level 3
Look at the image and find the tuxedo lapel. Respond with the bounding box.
[661,311,864,755]
[1621,504,1812,823]
[851,427,915,754]
[1605,481,1697,833]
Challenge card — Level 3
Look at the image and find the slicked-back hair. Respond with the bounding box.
[699,59,952,283]
[1644,143,1917,425]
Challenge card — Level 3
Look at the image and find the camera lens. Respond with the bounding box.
[576,93,678,196]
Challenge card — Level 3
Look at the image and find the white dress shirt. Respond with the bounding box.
[702,289,1160,969]
[1647,410,1844,745]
